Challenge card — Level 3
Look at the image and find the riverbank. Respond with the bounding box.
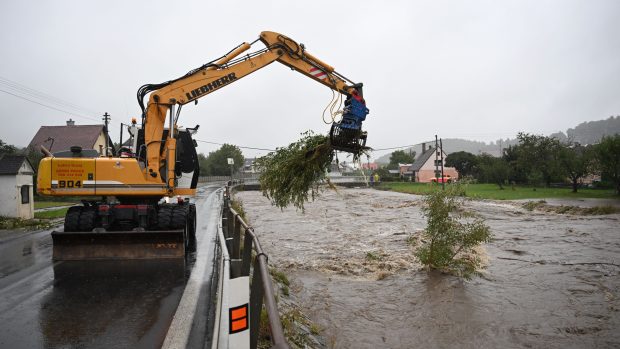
[378,182,619,201]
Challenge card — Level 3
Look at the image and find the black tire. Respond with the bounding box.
[157,205,173,230]
[189,204,197,235]
[187,204,197,252]
[64,206,82,232]
[78,207,96,231]
[170,205,188,230]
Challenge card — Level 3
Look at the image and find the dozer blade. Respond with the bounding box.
[51,230,186,261]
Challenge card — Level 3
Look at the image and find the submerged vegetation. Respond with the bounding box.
[414,186,492,279]
[522,200,619,215]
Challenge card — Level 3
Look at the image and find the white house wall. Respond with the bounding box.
[0,176,18,218]
[16,172,34,219]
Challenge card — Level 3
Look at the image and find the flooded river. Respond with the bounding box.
[236,188,620,348]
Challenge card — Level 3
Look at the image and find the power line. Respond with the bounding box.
[195,139,275,152]
[370,144,418,151]
[0,76,101,116]
[0,88,100,122]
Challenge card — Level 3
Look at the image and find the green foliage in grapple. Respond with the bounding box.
[255,132,333,211]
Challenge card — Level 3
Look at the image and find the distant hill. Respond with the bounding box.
[550,116,620,145]
[375,138,517,164]
[375,115,619,164]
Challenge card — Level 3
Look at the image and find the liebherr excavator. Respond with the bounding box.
[37,31,370,260]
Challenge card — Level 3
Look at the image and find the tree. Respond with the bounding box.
[202,144,244,176]
[595,135,620,195]
[374,167,394,182]
[557,143,593,193]
[515,133,563,187]
[197,153,209,175]
[477,154,510,189]
[387,150,415,170]
[414,186,492,279]
[503,145,528,184]
[0,139,17,155]
[445,151,478,178]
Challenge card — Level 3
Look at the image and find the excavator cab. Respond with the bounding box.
[329,97,369,153]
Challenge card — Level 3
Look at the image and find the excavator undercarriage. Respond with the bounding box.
[51,202,196,260]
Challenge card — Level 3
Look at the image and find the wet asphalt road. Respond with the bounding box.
[0,185,220,349]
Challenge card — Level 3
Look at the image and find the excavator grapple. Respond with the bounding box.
[329,97,369,153]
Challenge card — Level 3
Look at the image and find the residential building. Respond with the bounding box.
[28,119,114,156]
[0,155,35,219]
[241,158,257,174]
[399,163,414,180]
[361,162,379,171]
[410,143,458,182]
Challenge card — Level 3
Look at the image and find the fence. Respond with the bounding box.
[219,185,289,349]
[199,173,260,183]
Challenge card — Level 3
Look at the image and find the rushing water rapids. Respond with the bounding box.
[236,188,620,349]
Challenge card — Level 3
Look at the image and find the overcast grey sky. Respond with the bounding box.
[1,0,619,160]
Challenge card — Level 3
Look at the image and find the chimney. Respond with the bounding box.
[66,118,75,126]
[422,142,426,153]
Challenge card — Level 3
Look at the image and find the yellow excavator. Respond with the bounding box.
[37,31,370,260]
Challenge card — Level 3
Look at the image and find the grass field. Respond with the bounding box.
[34,207,69,219]
[34,201,76,209]
[377,182,620,200]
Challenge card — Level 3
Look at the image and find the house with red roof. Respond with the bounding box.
[28,119,114,155]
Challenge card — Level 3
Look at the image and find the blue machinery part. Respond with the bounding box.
[329,99,369,153]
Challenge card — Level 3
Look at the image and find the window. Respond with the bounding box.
[434,160,442,166]
[21,185,30,204]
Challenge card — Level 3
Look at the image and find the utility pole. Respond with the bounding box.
[434,135,439,182]
[440,138,445,190]
[102,112,110,156]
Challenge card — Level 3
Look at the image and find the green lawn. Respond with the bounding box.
[378,182,619,200]
[34,207,69,219]
[34,201,76,209]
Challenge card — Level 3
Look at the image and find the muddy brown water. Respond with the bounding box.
[236,188,620,349]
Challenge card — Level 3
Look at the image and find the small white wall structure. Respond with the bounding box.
[0,156,35,219]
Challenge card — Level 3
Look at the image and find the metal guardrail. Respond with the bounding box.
[222,186,289,349]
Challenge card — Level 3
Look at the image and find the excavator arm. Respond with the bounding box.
[139,31,368,190]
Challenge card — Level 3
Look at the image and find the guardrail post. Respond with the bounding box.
[227,210,234,239]
[241,229,253,276]
[222,210,228,238]
[232,216,241,259]
[249,259,264,349]
[229,215,243,278]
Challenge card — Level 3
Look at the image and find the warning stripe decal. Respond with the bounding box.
[309,67,327,80]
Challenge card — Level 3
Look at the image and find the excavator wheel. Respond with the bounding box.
[170,205,188,230]
[78,207,97,232]
[64,206,82,232]
[157,205,174,230]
